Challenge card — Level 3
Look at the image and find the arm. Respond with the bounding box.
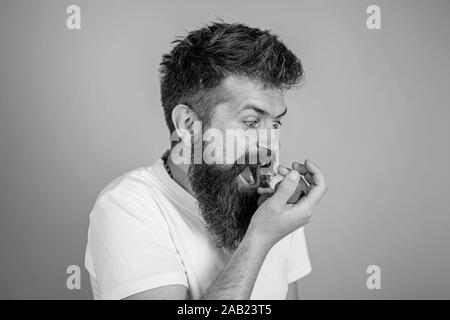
[125,227,271,300]
[286,281,300,300]
[201,226,271,299]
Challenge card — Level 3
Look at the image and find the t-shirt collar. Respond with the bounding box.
[151,156,202,218]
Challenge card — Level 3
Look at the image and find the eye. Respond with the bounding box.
[273,120,283,129]
[243,119,260,129]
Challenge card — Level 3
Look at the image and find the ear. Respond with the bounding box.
[171,104,197,137]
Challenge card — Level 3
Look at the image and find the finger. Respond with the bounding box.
[288,160,327,207]
[304,159,326,187]
[294,160,327,206]
[277,166,290,176]
[304,173,314,185]
[293,161,313,185]
[303,184,327,207]
[271,170,300,204]
[257,186,275,195]
[299,177,309,195]
[292,161,308,175]
[257,194,271,206]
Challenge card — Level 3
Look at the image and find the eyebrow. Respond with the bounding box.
[240,104,287,119]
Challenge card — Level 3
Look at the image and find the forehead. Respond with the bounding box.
[214,76,286,118]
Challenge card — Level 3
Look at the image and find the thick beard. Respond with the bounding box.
[188,162,259,252]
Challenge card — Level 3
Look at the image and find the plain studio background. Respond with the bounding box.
[0,0,449,299]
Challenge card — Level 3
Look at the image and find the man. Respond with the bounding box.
[84,21,327,300]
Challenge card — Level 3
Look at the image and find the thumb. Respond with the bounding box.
[271,170,300,205]
[257,194,271,206]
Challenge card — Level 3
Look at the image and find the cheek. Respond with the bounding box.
[203,118,243,164]
[201,127,225,165]
[203,118,282,165]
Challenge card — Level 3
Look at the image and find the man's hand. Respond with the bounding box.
[125,160,327,300]
[249,159,328,249]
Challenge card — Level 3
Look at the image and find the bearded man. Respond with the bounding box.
[84,21,327,300]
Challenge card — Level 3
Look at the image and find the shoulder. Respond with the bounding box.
[89,166,165,227]
[97,166,159,202]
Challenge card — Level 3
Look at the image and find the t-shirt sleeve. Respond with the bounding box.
[285,227,312,284]
[85,181,188,299]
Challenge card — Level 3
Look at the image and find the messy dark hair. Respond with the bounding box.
[159,21,304,136]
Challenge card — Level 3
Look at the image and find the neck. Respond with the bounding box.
[166,149,195,196]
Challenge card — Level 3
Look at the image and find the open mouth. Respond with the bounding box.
[236,154,277,188]
[238,165,261,187]
[238,158,274,188]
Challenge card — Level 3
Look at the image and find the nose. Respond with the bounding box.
[257,130,280,175]
[258,148,272,167]
[257,146,279,175]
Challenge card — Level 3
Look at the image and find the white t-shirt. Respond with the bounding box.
[84,157,312,300]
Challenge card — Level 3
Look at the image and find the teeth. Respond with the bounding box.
[239,167,257,186]
[248,172,255,184]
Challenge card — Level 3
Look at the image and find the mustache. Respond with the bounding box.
[189,162,261,187]
[203,149,272,175]
[235,149,273,166]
